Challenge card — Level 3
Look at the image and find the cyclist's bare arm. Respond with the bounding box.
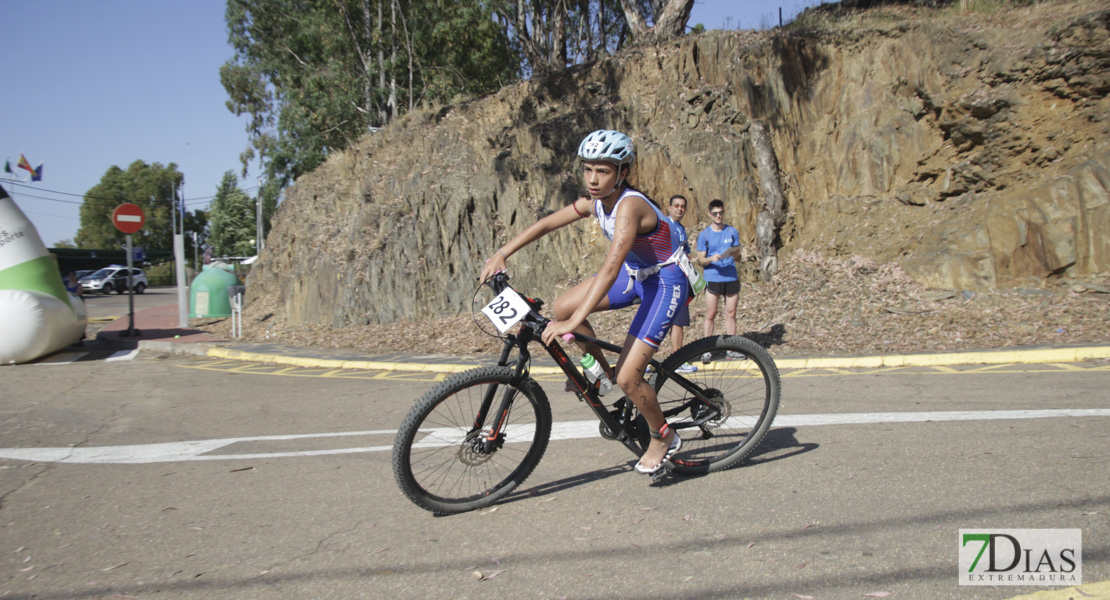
[480,197,592,282]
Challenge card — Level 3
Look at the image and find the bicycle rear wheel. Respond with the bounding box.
[392,366,552,514]
[653,335,780,475]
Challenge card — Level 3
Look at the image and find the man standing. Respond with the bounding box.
[666,195,696,373]
[696,199,742,360]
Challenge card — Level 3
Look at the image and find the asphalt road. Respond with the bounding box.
[0,352,1106,599]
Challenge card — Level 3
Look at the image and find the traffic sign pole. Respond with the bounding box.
[122,234,139,337]
[112,203,146,337]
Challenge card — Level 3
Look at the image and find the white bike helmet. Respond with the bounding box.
[577,130,634,166]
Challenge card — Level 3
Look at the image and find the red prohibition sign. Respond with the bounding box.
[112,203,146,234]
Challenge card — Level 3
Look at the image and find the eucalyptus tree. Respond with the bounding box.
[222,0,518,195]
[490,0,694,74]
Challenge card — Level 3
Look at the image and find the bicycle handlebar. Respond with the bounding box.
[483,272,551,335]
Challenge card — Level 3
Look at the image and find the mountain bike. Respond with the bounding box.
[391,272,780,514]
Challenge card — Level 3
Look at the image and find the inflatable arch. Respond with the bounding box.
[0,183,87,364]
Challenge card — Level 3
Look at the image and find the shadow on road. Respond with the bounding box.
[495,464,633,510]
[489,427,818,502]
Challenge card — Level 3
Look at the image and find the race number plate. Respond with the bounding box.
[481,288,531,333]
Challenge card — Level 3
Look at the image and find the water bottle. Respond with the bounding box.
[580,354,612,396]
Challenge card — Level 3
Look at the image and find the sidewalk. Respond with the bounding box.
[96,303,1110,373]
[95,303,226,351]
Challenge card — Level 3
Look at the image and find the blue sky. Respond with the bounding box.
[1,0,824,247]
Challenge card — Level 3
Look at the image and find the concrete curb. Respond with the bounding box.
[191,344,1110,375]
[768,345,1110,370]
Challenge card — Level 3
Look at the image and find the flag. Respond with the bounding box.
[31,163,43,182]
[3,158,11,174]
[17,154,34,175]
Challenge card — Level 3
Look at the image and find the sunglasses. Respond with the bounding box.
[710,210,724,216]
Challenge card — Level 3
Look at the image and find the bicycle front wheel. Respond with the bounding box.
[653,335,781,475]
[392,366,552,514]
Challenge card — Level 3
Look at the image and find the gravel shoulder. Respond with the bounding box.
[196,253,1110,360]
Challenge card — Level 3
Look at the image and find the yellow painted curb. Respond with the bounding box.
[205,345,1110,375]
[1002,580,1110,600]
[759,346,1110,371]
[205,347,565,375]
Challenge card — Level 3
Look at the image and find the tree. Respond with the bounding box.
[75,161,203,251]
[208,171,257,257]
[491,0,632,74]
[184,209,209,265]
[222,0,519,203]
[619,0,694,45]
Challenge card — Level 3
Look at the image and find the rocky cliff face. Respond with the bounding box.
[247,1,1109,328]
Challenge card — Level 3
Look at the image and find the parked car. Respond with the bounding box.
[74,269,94,280]
[79,266,148,295]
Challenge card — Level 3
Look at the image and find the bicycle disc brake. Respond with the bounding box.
[690,388,730,438]
[458,430,501,466]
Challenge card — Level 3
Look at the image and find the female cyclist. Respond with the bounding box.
[479,130,689,474]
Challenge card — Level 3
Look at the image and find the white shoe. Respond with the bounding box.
[726,350,747,360]
[675,362,697,373]
[701,352,713,363]
[634,430,683,475]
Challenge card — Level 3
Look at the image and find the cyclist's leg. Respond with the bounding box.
[553,269,634,376]
[613,335,674,470]
[552,277,611,335]
[613,270,687,471]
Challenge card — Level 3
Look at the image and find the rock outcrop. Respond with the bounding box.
[247,1,1109,328]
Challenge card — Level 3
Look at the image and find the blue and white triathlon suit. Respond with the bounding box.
[593,189,689,348]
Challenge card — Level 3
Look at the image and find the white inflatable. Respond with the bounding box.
[0,289,88,364]
[1,183,88,364]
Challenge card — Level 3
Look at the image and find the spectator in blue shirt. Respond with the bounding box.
[695,199,742,349]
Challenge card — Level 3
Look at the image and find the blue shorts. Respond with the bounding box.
[605,265,689,348]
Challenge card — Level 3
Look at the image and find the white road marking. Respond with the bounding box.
[0,410,1107,465]
[106,349,140,362]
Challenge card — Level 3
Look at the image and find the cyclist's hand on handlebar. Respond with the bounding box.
[541,319,579,346]
[479,253,506,283]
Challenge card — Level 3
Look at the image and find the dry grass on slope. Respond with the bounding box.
[197,252,1110,360]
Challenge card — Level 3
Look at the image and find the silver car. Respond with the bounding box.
[79,266,148,295]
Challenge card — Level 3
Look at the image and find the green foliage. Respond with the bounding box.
[208,171,257,257]
[222,0,520,201]
[144,261,178,287]
[491,0,633,72]
[75,161,204,252]
[185,209,209,261]
[221,0,697,220]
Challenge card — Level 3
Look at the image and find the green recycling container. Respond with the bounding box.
[189,264,243,318]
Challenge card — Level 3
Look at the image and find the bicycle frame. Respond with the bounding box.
[473,275,725,458]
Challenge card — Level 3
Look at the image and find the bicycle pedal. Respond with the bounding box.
[650,461,674,482]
